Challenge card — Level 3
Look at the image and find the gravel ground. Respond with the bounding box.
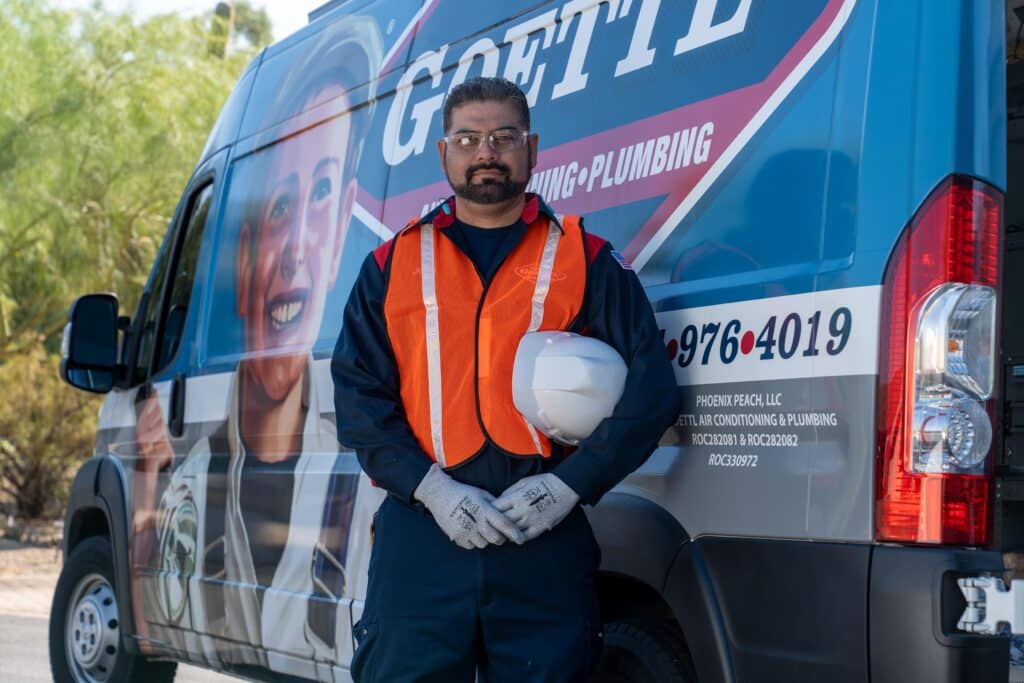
[0,613,236,682]
[0,537,64,620]
[0,535,233,681]
[0,537,63,577]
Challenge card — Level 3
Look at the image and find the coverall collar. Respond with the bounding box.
[411,193,563,233]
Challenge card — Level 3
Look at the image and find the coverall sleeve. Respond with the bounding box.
[331,252,432,503]
[553,242,682,506]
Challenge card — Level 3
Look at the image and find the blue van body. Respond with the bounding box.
[52,1,1022,682]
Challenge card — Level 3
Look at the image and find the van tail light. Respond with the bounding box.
[875,175,1002,546]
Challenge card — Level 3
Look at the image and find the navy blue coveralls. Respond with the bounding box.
[331,194,681,682]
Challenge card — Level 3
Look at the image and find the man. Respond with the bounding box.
[131,16,384,679]
[332,76,680,682]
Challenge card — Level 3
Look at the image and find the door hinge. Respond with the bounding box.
[958,576,1024,635]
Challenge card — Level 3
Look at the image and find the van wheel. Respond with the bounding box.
[49,536,177,683]
[591,619,696,683]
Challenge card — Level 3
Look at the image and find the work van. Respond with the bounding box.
[48,0,1024,681]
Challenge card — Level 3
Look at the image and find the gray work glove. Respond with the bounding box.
[414,464,526,549]
[493,473,580,542]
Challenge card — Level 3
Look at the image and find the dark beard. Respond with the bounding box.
[448,163,530,205]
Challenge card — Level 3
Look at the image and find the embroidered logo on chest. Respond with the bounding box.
[514,265,568,283]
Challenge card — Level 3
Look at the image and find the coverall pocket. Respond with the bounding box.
[350,618,379,682]
[366,498,391,580]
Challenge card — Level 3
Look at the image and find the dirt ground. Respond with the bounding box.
[0,537,62,577]
[0,537,61,621]
[0,513,64,576]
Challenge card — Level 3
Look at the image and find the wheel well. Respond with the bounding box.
[597,571,676,624]
[68,507,110,552]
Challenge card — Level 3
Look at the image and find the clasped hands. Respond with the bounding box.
[413,464,579,549]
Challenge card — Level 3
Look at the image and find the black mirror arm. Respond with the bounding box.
[114,315,133,388]
[112,361,132,389]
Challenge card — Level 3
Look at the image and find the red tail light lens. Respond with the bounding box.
[875,176,1002,546]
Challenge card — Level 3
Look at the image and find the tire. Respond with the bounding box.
[49,535,177,683]
[590,619,697,683]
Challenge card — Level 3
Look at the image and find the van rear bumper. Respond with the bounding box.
[870,545,1008,683]
[662,537,1009,683]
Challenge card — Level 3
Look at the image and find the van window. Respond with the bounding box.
[132,253,171,385]
[132,183,214,383]
[157,184,213,371]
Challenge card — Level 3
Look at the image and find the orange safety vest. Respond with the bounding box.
[382,203,587,469]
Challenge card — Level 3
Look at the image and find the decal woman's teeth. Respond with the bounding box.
[270,300,304,329]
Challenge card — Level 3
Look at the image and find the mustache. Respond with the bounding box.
[465,162,510,181]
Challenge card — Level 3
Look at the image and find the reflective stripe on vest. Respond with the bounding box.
[521,219,562,454]
[384,214,587,468]
[420,224,447,467]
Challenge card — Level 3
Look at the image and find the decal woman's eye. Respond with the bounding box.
[312,177,332,202]
[270,193,291,221]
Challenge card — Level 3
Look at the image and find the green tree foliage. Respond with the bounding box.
[209,2,274,59]
[208,2,236,58]
[0,348,98,518]
[0,1,268,517]
[232,1,274,50]
[0,0,259,361]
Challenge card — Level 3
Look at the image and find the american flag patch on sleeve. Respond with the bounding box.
[610,250,633,270]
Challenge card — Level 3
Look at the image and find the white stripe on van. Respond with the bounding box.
[99,381,181,432]
[381,0,440,72]
[352,201,395,240]
[183,373,233,424]
[655,285,880,386]
[98,359,342,432]
[97,384,144,431]
[633,0,858,272]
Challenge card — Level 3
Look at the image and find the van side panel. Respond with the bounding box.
[855,0,1005,282]
[618,0,1005,543]
[614,0,879,544]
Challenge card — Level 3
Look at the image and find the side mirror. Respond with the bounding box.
[60,293,121,394]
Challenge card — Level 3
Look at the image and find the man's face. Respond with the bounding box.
[237,85,355,401]
[439,99,537,205]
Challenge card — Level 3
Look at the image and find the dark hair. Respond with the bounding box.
[443,77,531,133]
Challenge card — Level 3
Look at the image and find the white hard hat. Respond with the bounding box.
[513,331,628,446]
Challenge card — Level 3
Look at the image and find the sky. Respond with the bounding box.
[56,0,321,43]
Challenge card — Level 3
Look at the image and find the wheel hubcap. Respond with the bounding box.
[65,573,119,682]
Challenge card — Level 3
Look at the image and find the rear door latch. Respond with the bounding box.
[958,577,1024,634]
